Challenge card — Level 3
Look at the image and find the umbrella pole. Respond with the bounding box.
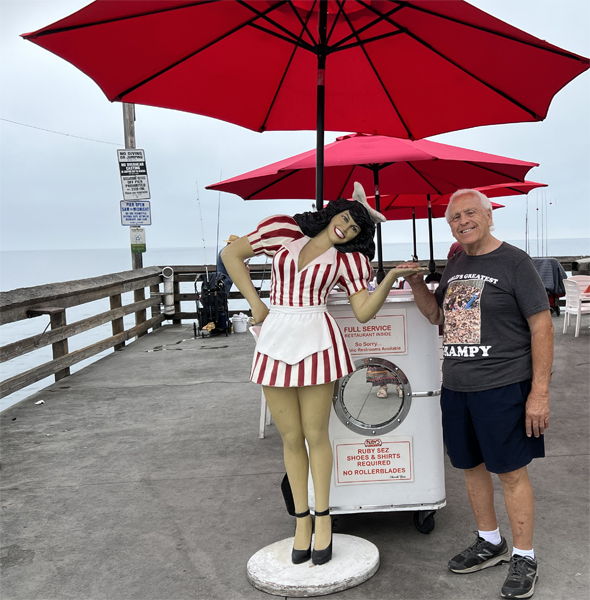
[412,208,418,261]
[316,0,327,210]
[427,195,436,274]
[373,169,385,283]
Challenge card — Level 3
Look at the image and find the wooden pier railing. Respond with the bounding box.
[0,256,582,401]
[1,267,164,399]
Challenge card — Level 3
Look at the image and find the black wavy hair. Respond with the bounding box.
[293,198,376,261]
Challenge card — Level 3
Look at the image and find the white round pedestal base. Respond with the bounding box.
[246,534,379,597]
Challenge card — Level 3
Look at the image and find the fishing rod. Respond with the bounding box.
[524,194,530,255]
[216,171,222,259]
[195,181,209,280]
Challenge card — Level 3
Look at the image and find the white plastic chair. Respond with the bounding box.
[563,279,590,337]
[569,275,590,286]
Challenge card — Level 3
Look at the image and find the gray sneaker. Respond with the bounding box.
[448,534,510,573]
[501,554,538,598]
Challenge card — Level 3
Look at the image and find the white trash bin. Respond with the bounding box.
[232,313,249,333]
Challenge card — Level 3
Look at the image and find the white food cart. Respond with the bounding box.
[309,289,445,533]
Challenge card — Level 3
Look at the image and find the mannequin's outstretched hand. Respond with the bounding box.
[251,300,269,325]
[389,266,424,281]
[395,262,424,286]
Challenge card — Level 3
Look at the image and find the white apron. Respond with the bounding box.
[256,305,332,365]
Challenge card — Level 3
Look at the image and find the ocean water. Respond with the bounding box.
[1,238,588,412]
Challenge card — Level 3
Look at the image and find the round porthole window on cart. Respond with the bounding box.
[334,357,412,436]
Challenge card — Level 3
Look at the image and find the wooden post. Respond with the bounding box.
[50,310,70,381]
[135,287,147,337]
[123,102,144,271]
[150,284,162,329]
[172,281,181,325]
[110,294,125,350]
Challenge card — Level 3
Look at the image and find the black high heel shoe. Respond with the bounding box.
[311,508,332,565]
[292,509,312,564]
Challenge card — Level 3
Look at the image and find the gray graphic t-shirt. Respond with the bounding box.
[434,243,549,392]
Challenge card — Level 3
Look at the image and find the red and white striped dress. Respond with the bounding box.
[247,215,373,387]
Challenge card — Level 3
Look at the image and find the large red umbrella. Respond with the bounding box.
[379,181,548,210]
[382,200,504,221]
[22,1,589,206]
[370,180,546,261]
[207,133,538,275]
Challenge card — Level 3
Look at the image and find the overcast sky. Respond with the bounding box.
[1,0,588,254]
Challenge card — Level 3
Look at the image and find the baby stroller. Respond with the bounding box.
[195,271,230,337]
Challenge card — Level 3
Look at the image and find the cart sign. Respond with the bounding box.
[333,310,408,356]
[120,200,151,226]
[117,149,150,200]
[334,436,413,485]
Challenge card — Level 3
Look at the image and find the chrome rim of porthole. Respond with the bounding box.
[333,357,412,436]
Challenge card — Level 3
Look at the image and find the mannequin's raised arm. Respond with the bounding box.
[221,237,269,324]
[348,267,422,323]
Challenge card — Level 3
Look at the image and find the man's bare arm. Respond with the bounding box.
[525,309,553,438]
[396,262,443,325]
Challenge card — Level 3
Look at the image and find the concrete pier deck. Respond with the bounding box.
[1,315,588,600]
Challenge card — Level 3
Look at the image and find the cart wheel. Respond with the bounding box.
[413,510,436,534]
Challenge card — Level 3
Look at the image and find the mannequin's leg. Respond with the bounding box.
[298,382,334,550]
[263,385,312,550]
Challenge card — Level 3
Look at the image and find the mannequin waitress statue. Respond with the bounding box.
[222,182,420,565]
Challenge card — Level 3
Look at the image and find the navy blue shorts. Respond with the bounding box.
[440,380,545,474]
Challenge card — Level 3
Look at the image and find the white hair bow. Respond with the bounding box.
[352,181,386,224]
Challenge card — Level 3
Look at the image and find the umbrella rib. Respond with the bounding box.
[24,1,217,38]
[357,0,582,120]
[325,1,345,44]
[286,0,319,48]
[402,1,589,63]
[405,162,445,195]
[461,162,526,182]
[335,167,358,200]
[243,170,301,199]
[248,22,314,52]
[384,195,400,210]
[259,4,316,132]
[334,31,405,53]
[329,4,405,51]
[337,3,413,139]
[238,0,315,51]
[112,2,288,100]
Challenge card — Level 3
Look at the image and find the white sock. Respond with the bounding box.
[512,546,535,560]
[478,528,502,546]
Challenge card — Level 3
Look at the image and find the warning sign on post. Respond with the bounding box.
[333,311,408,356]
[334,437,413,485]
[117,149,150,200]
[120,200,151,226]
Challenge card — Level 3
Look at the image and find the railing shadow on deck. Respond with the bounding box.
[0,257,581,401]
